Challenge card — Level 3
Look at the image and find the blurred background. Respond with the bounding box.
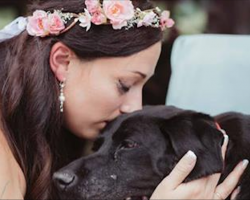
[1,0,250,105]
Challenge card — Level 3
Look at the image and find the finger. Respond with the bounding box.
[177,175,207,193]
[204,173,221,193]
[214,160,249,199]
[207,134,229,189]
[231,186,241,200]
[164,150,197,190]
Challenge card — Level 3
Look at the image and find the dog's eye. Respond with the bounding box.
[114,140,140,160]
[120,140,139,149]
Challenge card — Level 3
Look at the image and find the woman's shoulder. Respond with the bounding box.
[0,129,26,199]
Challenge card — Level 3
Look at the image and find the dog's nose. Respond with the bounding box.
[53,171,76,190]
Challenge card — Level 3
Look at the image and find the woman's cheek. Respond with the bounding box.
[100,83,123,111]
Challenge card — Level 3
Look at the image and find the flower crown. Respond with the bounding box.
[26,0,175,37]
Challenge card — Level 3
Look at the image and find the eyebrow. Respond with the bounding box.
[131,71,147,79]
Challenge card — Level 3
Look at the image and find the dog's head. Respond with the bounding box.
[53,106,224,200]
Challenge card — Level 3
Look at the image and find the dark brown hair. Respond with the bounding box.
[0,0,162,199]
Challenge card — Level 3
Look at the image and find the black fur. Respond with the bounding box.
[53,105,250,200]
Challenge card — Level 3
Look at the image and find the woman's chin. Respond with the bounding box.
[98,121,107,129]
[77,131,99,140]
[78,126,105,139]
[71,122,107,139]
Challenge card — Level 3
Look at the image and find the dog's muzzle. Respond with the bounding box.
[53,171,76,191]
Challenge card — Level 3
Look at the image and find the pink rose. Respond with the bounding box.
[91,10,107,25]
[26,10,50,37]
[85,0,100,14]
[47,12,65,35]
[160,11,175,30]
[79,9,92,31]
[166,18,175,28]
[137,11,157,28]
[103,0,134,29]
[111,20,128,30]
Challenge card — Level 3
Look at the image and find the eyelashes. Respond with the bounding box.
[118,80,131,94]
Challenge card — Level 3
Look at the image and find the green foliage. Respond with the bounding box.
[0,7,18,29]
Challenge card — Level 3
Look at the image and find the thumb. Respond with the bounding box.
[164,150,197,190]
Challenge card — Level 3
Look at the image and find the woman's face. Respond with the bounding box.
[64,42,162,139]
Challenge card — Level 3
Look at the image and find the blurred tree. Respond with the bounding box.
[205,0,250,34]
[0,0,27,28]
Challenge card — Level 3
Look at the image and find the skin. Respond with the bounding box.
[0,41,246,199]
[50,41,247,199]
[0,41,161,200]
[0,181,10,198]
[50,41,162,139]
[151,134,247,199]
[0,129,26,199]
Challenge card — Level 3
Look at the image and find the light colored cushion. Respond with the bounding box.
[166,34,250,115]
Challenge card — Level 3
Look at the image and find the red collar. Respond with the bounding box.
[215,122,222,130]
[215,121,226,135]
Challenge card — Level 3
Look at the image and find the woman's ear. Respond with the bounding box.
[50,42,74,82]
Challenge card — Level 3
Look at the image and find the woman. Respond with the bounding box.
[0,0,247,199]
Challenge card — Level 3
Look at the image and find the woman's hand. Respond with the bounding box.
[150,134,248,199]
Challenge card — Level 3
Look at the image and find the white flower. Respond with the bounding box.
[79,9,92,31]
[137,11,157,27]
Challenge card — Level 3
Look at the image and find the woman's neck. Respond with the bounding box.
[0,126,11,154]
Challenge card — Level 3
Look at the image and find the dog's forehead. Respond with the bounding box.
[141,105,186,118]
[100,106,188,137]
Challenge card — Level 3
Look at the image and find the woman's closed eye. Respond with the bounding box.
[118,80,131,94]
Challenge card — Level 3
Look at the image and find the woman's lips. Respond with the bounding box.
[98,121,107,129]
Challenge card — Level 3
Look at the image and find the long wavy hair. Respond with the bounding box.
[0,0,163,199]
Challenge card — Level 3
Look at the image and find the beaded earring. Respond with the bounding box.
[59,81,66,112]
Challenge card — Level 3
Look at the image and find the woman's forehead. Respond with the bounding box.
[90,42,161,76]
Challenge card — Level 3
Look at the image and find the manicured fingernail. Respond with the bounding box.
[242,159,249,169]
[223,135,229,146]
[186,150,197,165]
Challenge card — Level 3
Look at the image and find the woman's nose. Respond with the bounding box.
[120,94,142,113]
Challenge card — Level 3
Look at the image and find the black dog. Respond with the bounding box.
[53,105,250,200]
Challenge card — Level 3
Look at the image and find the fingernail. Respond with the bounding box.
[185,150,197,165]
[223,135,229,146]
[242,159,249,169]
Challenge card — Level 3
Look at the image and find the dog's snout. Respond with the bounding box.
[53,171,76,190]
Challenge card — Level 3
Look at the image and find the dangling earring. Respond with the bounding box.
[59,81,66,113]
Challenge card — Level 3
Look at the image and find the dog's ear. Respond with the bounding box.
[159,112,224,182]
